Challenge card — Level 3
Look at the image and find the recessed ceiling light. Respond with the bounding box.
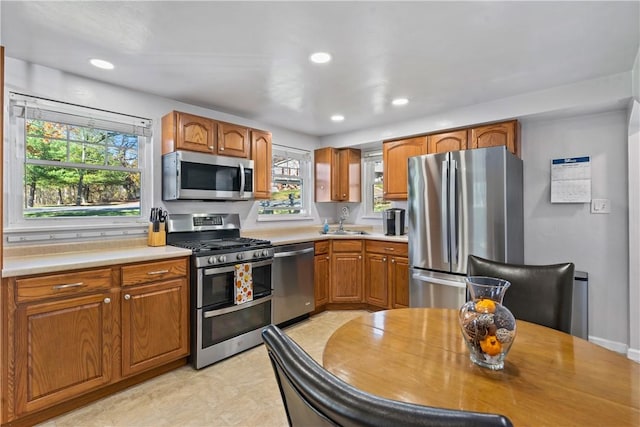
[310,52,332,64]
[392,97,409,106]
[331,114,345,122]
[89,58,114,70]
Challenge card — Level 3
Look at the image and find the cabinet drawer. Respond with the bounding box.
[121,258,188,287]
[365,240,408,256]
[16,269,112,303]
[315,240,330,255]
[332,240,363,252]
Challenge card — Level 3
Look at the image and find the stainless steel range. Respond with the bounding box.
[166,213,273,369]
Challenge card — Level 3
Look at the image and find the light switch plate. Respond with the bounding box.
[591,199,611,214]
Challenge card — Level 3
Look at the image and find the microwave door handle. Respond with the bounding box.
[441,160,449,265]
[239,162,245,198]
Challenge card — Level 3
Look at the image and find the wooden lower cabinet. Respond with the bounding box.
[121,278,189,377]
[364,241,409,310]
[365,253,389,308]
[14,290,116,416]
[2,257,190,425]
[330,240,363,303]
[390,256,410,308]
[313,241,330,309]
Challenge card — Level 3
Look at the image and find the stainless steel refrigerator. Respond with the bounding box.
[408,146,523,309]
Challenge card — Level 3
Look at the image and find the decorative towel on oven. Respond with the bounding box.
[234,263,253,304]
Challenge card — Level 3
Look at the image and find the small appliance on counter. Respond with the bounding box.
[383,208,405,236]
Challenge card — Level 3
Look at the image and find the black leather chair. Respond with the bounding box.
[467,255,575,333]
[262,324,513,427]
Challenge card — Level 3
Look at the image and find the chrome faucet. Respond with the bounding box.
[338,216,345,232]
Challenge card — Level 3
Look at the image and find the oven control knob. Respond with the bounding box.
[253,251,261,258]
[208,256,217,264]
[237,253,245,260]
[218,255,227,263]
[262,249,270,257]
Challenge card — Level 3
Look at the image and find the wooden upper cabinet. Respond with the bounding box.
[428,129,468,154]
[337,148,361,202]
[314,147,361,202]
[217,121,250,158]
[162,111,216,154]
[251,130,272,199]
[315,147,332,202]
[469,120,519,157]
[382,136,427,200]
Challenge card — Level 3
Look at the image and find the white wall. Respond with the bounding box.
[3,58,323,232]
[521,111,629,350]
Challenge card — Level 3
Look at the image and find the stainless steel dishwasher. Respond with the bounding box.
[272,242,315,325]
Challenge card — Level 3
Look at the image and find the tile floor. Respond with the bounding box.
[38,310,368,427]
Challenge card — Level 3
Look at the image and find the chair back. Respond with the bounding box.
[467,255,574,333]
[261,324,513,427]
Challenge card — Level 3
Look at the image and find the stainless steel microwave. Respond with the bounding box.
[162,151,254,201]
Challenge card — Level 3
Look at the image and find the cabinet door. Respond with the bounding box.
[121,278,189,377]
[314,254,330,308]
[314,147,333,202]
[390,256,410,308]
[332,148,342,200]
[14,291,115,416]
[251,130,272,199]
[383,137,427,200]
[330,253,363,303]
[217,121,250,158]
[428,130,468,154]
[176,112,216,153]
[365,253,389,308]
[469,120,518,157]
[340,148,361,202]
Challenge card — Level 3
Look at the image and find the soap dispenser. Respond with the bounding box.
[323,219,329,234]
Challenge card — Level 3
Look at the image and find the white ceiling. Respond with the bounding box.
[1,1,639,137]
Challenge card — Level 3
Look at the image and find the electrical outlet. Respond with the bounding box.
[591,199,611,214]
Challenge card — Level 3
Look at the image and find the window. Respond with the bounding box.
[258,146,312,219]
[362,152,391,217]
[6,93,151,238]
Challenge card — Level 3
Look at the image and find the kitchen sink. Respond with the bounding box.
[320,230,369,235]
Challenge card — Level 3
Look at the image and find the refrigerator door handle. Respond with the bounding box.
[411,273,467,289]
[449,159,458,267]
[441,160,449,264]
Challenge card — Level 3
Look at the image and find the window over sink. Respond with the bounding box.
[6,93,152,242]
[257,146,312,220]
[362,152,391,218]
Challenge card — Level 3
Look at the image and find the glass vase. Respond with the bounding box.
[458,276,516,370]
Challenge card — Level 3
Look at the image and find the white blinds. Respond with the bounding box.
[10,92,152,137]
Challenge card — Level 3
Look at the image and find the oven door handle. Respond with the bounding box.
[202,258,272,276]
[203,296,272,318]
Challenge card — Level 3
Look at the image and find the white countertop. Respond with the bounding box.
[2,228,407,278]
[3,244,192,277]
[242,228,408,246]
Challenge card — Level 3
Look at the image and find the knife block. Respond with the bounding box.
[147,222,166,247]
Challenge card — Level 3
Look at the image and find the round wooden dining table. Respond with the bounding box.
[322,308,639,426]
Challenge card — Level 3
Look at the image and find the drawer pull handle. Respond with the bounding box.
[147,269,169,275]
[124,294,131,300]
[384,247,395,251]
[52,282,85,290]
